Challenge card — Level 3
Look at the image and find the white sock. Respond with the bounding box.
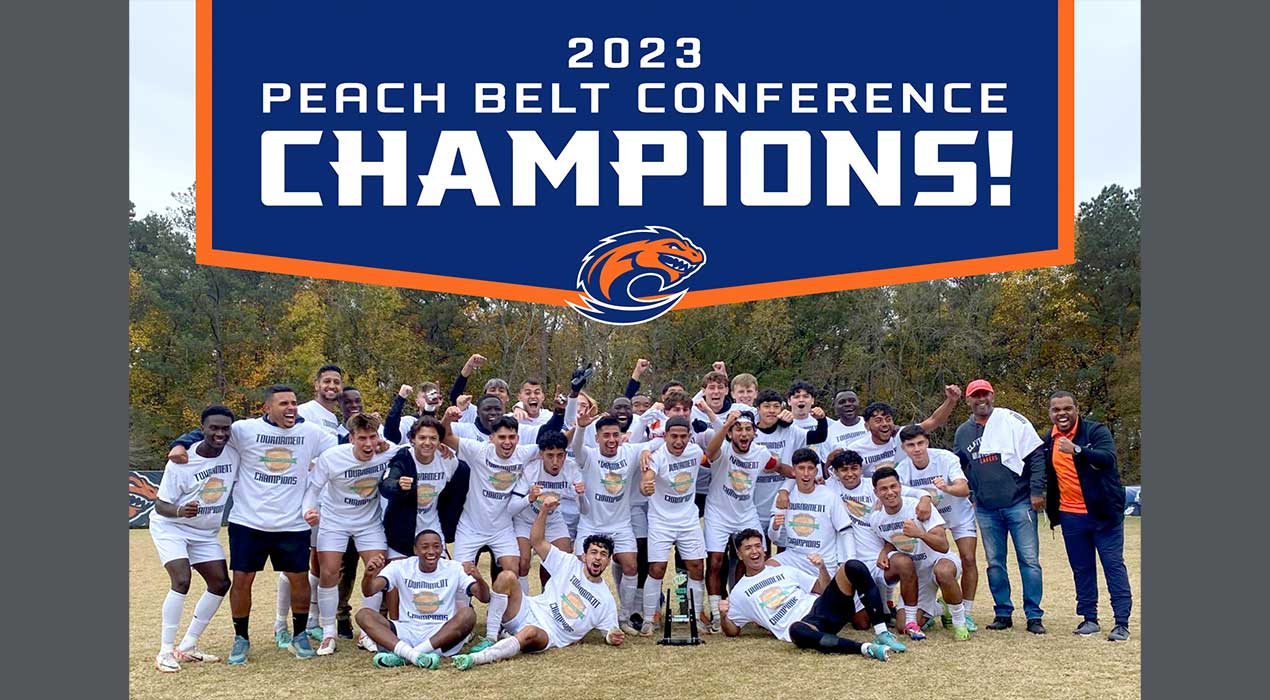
[318,585,339,638]
[307,574,322,628]
[904,606,919,628]
[950,602,966,627]
[361,591,383,619]
[275,573,291,630]
[470,636,521,666]
[619,575,638,622]
[873,622,887,635]
[643,577,663,623]
[687,579,706,619]
[963,599,974,615]
[179,591,225,650]
[393,640,419,664]
[413,639,435,655]
[161,589,186,650]
[486,591,508,640]
[709,594,722,623]
[519,576,529,594]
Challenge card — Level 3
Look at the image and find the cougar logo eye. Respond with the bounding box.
[568,226,706,325]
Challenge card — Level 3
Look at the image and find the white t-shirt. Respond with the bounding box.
[793,414,819,431]
[819,419,870,461]
[151,443,239,537]
[726,565,819,642]
[823,478,929,564]
[226,417,337,532]
[516,407,553,428]
[454,438,536,534]
[645,443,706,531]
[574,442,644,530]
[894,448,974,529]
[298,400,342,436]
[408,450,460,535]
[397,414,417,445]
[307,443,395,531]
[377,557,475,626]
[845,433,904,479]
[526,547,619,648]
[770,483,853,569]
[752,422,810,517]
[514,458,583,530]
[705,442,776,529]
[452,420,548,447]
[868,496,948,569]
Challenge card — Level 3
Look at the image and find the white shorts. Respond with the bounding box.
[502,601,550,650]
[647,523,706,562]
[559,500,580,541]
[574,522,637,555]
[768,551,836,579]
[150,525,225,566]
[917,552,963,618]
[703,517,759,553]
[629,502,649,538]
[866,560,896,601]
[452,521,519,563]
[316,523,386,553]
[389,620,468,657]
[514,515,571,544]
[948,520,977,541]
[309,526,319,547]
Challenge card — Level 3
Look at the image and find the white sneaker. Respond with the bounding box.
[174,647,221,663]
[316,636,337,656]
[619,621,641,637]
[357,631,377,652]
[638,621,656,637]
[155,651,180,673]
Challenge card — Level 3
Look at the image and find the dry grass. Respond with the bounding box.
[130,518,1140,699]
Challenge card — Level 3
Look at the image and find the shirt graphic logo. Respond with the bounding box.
[351,477,379,498]
[728,469,753,492]
[560,591,586,620]
[416,483,437,508]
[200,477,228,504]
[759,584,800,612]
[789,513,819,537]
[488,470,518,491]
[889,533,919,553]
[261,447,296,472]
[568,226,706,325]
[671,471,694,495]
[413,590,440,614]
[601,471,627,495]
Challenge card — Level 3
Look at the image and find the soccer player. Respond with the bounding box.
[730,373,759,410]
[701,410,789,633]
[752,390,828,545]
[511,379,552,428]
[718,530,890,661]
[786,380,821,430]
[150,405,239,672]
[384,382,445,445]
[380,416,460,562]
[767,449,851,578]
[303,413,396,655]
[511,430,585,591]
[818,390,869,468]
[448,353,512,423]
[846,384,963,478]
[357,530,491,669]
[451,394,563,446]
[871,467,970,641]
[451,500,625,670]
[896,424,979,631]
[167,384,339,663]
[631,393,653,416]
[636,416,708,635]
[297,364,345,434]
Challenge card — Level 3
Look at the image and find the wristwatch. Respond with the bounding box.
[1072,444,1083,455]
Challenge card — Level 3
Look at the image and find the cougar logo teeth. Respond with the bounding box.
[568,226,706,325]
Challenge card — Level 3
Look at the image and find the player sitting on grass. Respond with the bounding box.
[451,498,625,670]
[719,530,890,662]
[357,530,490,669]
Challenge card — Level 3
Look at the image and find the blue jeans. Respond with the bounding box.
[1060,512,1132,626]
[976,500,1044,620]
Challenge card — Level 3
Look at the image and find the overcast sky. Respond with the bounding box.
[129,0,1140,216]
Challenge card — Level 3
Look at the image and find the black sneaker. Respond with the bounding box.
[1026,619,1047,635]
[986,616,1013,630]
[1107,624,1130,641]
[1074,620,1100,636]
[337,618,355,640]
[629,612,644,629]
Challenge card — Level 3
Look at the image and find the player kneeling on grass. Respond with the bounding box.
[357,530,490,669]
[451,498,624,670]
[870,467,971,641]
[151,405,239,672]
[719,530,889,662]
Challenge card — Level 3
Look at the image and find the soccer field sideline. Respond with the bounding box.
[129,518,1141,699]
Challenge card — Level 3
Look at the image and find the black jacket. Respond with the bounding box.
[1042,418,1125,527]
[378,446,426,556]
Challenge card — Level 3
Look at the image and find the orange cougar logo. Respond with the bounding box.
[568,226,706,325]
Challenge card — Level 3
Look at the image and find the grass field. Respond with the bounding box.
[130,518,1141,699]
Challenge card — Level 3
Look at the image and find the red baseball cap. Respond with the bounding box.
[966,379,994,396]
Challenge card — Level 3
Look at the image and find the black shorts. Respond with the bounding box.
[799,579,854,636]
[228,523,311,573]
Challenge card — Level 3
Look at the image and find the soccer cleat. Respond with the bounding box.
[630,612,644,629]
[316,636,337,656]
[372,652,407,668]
[953,623,970,641]
[452,654,474,671]
[1107,625,1130,642]
[903,621,926,640]
[939,596,953,629]
[873,630,907,653]
[155,651,180,673]
[174,647,220,663]
[414,652,441,670]
[274,628,293,649]
[986,616,1013,630]
[1026,618,1047,635]
[1074,620,1101,636]
[619,621,641,637]
[337,618,355,640]
[921,615,938,632]
[305,624,323,642]
[468,637,494,653]
[291,633,317,658]
[639,621,656,637]
[861,643,889,662]
[226,636,250,665]
[357,631,378,652]
[965,616,978,633]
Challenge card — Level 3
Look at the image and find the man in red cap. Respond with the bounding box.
[952,380,1047,634]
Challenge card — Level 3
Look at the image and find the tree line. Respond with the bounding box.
[129,185,1141,482]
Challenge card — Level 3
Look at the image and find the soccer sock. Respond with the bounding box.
[232,616,250,640]
[963,599,974,615]
[292,611,309,638]
[307,574,321,628]
[643,576,663,623]
[904,606,919,629]
[619,575,638,622]
[393,640,419,664]
[413,639,435,655]
[179,591,225,650]
[470,636,521,666]
[318,585,340,638]
[518,576,529,594]
[873,622,888,635]
[709,594,722,623]
[949,602,966,627]
[275,573,291,630]
[634,587,644,616]
[486,591,509,640]
[687,579,706,619]
[161,590,186,652]
[361,592,384,620]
